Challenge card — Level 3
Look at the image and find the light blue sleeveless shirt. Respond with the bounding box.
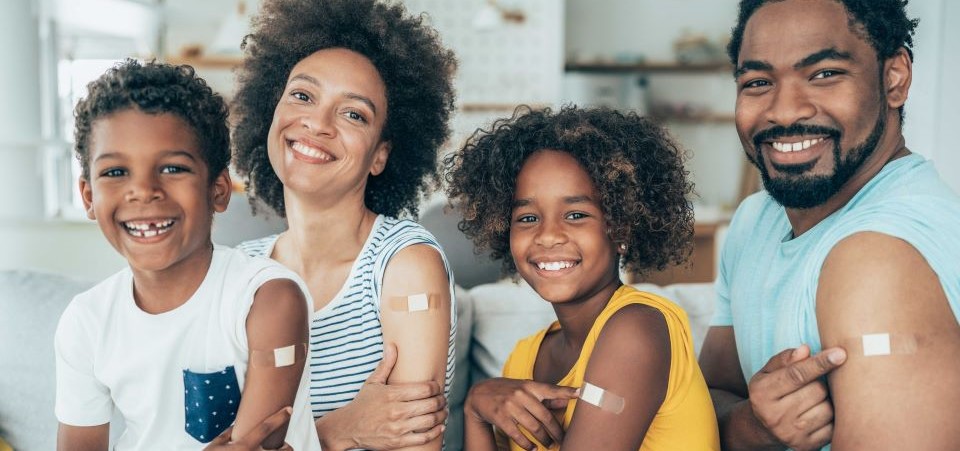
[713,154,960,449]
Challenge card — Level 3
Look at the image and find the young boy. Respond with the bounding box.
[54,59,320,450]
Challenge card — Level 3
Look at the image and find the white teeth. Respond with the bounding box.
[291,141,332,161]
[537,261,575,271]
[122,219,175,238]
[772,137,823,152]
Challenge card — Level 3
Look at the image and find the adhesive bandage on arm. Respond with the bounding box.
[837,333,919,357]
[578,382,625,414]
[249,343,308,368]
[387,293,441,313]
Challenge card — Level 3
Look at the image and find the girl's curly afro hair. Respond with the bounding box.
[232,0,457,218]
[74,59,230,182]
[444,106,695,277]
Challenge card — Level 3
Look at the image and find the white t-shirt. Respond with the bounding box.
[55,245,321,450]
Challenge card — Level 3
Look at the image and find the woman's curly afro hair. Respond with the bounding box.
[232,0,457,218]
[74,59,230,181]
[444,106,695,276]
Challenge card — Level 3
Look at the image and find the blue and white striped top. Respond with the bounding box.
[238,215,457,419]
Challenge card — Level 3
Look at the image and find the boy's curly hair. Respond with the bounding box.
[232,0,457,218]
[74,59,230,181]
[444,106,695,276]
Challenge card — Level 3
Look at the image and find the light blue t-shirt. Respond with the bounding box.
[713,154,960,418]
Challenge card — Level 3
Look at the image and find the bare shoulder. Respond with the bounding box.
[588,303,671,382]
[252,278,307,310]
[597,303,671,353]
[383,243,448,290]
[817,231,951,329]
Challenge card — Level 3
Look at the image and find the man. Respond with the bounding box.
[699,0,960,450]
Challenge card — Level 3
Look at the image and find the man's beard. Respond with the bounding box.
[749,110,886,209]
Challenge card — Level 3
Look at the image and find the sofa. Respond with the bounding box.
[0,267,714,450]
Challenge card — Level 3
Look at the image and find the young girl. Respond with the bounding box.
[445,106,720,450]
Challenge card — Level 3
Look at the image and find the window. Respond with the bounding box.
[40,0,159,218]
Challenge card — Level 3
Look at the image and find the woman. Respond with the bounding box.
[232,1,458,449]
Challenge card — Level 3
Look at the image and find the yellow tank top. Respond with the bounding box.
[501,285,719,450]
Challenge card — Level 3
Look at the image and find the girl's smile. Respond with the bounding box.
[510,149,620,307]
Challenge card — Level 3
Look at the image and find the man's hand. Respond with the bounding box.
[748,344,847,451]
[204,407,293,450]
[315,343,448,451]
[464,377,579,450]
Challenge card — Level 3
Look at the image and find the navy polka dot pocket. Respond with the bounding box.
[183,366,241,443]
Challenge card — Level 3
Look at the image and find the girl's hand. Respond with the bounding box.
[465,378,579,450]
[203,407,293,450]
[315,344,448,451]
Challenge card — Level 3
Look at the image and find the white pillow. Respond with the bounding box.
[468,279,557,381]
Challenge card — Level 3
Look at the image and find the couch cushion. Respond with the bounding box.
[0,270,94,450]
[444,285,473,450]
[468,279,558,382]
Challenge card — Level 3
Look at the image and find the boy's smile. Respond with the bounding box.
[510,150,620,306]
[80,109,230,277]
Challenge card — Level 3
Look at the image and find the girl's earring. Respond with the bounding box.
[618,243,627,254]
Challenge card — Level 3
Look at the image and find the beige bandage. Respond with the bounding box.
[387,293,440,313]
[578,382,625,414]
[838,333,919,357]
[249,343,308,368]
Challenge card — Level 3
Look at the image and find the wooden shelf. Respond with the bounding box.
[565,61,731,74]
[164,55,243,69]
[650,112,735,124]
[459,103,549,113]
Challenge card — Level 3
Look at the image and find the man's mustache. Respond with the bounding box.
[752,123,841,150]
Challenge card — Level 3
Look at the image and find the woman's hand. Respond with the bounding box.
[465,378,579,450]
[315,344,448,451]
[204,407,293,450]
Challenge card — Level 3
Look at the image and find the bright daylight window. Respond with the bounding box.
[56,58,128,216]
[41,0,159,219]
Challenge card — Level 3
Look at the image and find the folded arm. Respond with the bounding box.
[233,278,310,449]
[57,423,109,451]
[699,326,779,451]
[377,243,452,451]
[560,304,671,449]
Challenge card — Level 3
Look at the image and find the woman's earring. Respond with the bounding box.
[618,243,627,254]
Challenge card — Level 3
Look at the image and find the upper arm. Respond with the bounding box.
[58,423,109,451]
[379,244,451,451]
[561,305,671,450]
[379,243,452,387]
[233,278,310,447]
[699,326,748,397]
[817,232,960,450]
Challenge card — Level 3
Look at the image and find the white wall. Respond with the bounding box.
[565,0,742,208]
[0,0,44,220]
[935,1,960,193]
[565,0,739,63]
[910,0,960,193]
